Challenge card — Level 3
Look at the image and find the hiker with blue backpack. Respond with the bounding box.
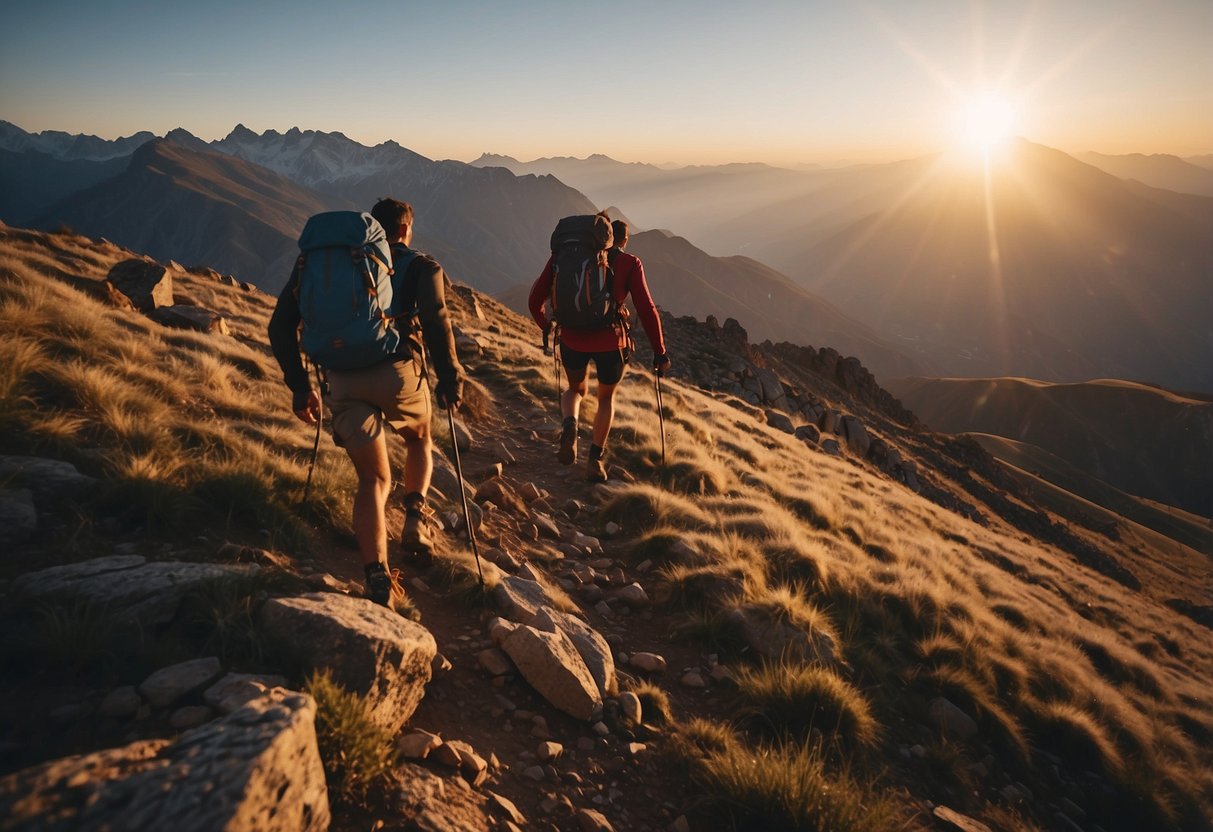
[269,199,464,612]
[529,215,670,482]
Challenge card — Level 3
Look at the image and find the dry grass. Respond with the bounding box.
[733,661,880,748]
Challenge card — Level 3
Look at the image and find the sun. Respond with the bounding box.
[957,92,1019,154]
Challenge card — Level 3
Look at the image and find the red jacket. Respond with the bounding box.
[528,248,666,355]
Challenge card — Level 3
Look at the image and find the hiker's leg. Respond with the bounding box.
[561,370,588,422]
[347,432,392,567]
[591,381,618,447]
[398,419,432,498]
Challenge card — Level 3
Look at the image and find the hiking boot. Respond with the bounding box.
[586,455,608,483]
[558,423,578,465]
[401,511,435,568]
[364,562,407,612]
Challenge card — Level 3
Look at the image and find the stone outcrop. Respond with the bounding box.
[258,592,436,734]
[149,304,230,335]
[0,691,329,832]
[105,258,173,311]
[13,556,259,627]
[531,606,618,698]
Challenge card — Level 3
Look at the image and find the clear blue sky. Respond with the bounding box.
[2,0,1210,164]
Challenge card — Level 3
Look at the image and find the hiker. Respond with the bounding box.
[529,215,670,482]
[268,199,464,612]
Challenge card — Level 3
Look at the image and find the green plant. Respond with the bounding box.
[306,669,397,805]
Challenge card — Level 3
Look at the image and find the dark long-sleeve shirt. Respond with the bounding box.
[269,247,463,410]
[528,247,665,355]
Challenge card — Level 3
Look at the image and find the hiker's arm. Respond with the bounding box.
[267,270,316,417]
[628,259,667,358]
[528,257,555,331]
[415,257,465,402]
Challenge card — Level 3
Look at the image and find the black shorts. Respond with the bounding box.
[560,346,626,386]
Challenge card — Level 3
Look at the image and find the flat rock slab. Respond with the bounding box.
[149,304,230,335]
[12,556,260,627]
[139,656,222,709]
[0,691,329,832]
[493,575,558,625]
[259,592,436,735]
[0,456,98,500]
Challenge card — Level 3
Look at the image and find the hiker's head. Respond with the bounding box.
[611,220,628,250]
[371,198,414,243]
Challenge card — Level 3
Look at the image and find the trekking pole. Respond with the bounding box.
[446,406,485,589]
[654,368,667,467]
[301,363,324,505]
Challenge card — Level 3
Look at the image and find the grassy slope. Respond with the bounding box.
[2,223,1212,831]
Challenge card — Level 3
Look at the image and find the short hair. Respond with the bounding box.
[371,198,414,235]
[611,219,628,247]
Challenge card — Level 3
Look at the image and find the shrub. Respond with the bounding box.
[306,669,397,806]
[733,661,880,748]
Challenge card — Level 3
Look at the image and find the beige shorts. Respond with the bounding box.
[325,356,430,450]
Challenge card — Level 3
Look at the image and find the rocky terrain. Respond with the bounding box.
[0,224,1210,831]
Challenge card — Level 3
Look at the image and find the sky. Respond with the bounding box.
[1,0,1210,166]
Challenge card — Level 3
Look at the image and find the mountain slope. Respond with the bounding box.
[1077,151,1213,197]
[801,141,1213,391]
[0,147,128,225]
[885,375,1213,517]
[32,138,343,290]
[2,224,1212,831]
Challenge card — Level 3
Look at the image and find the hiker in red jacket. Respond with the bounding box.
[529,218,670,482]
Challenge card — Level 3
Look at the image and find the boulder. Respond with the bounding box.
[841,416,871,457]
[0,488,36,546]
[493,575,558,625]
[139,657,223,709]
[929,697,979,740]
[258,593,436,734]
[764,410,794,434]
[13,557,259,627]
[820,409,841,434]
[755,369,785,404]
[0,456,98,500]
[148,305,230,335]
[726,604,837,666]
[821,438,842,456]
[794,424,821,444]
[106,259,173,311]
[501,624,602,721]
[474,478,527,516]
[203,673,291,714]
[532,606,618,697]
[0,691,328,831]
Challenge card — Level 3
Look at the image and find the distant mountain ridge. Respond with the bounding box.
[1077,151,1213,197]
[885,375,1213,517]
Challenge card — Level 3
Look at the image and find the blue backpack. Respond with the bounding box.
[296,211,399,370]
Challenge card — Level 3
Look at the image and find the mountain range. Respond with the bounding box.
[480,142,1213,392]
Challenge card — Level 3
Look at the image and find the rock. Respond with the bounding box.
[726,604,837,665]
[393,760,491,830]
[447,740,488,786]
[430,449,473,502]
[929,697,979,740]
[619,692,642,724]
[932,805,994,832]
[0,691,328,831]
[537,741,563,762]
[604,521,621,536]
[680,671,707,688]
[483,547,521,571]
[820,409,841,434]
[139,657,223,709]
[0,488,36,545]
[501,624,602,721]
[202,673,290,714]
[755,368,785,403]
[576,807,616,832]
[106,258,173,311]
[519,482,543,503]
[488,791,526,826]
[488,617,519,645]
[149,305,230,335]
[493,575,562,625]
[667,539,700,564]
[821,438,841,456]
[98,686,142,719]
[764,409,794,433]
[168,705,211,729]
[451,418,473,452]
[493,441,517,466]
[670,816,691,832]
[397,729,442,760]
[478,647,513,677]
[841,416,871,457]
[0,456,98,500]
[794,424,821,444]
[611,583,650,607]
[474,477,526,516]
[628,653,666,673]
[258,593,436,735]
[430,741,463,768]
[531,512,561,539]
[523,764,546,781]
[13,556,258,628]
[531,606,618,698]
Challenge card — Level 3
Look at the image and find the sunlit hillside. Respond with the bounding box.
[1,223,1211,831]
